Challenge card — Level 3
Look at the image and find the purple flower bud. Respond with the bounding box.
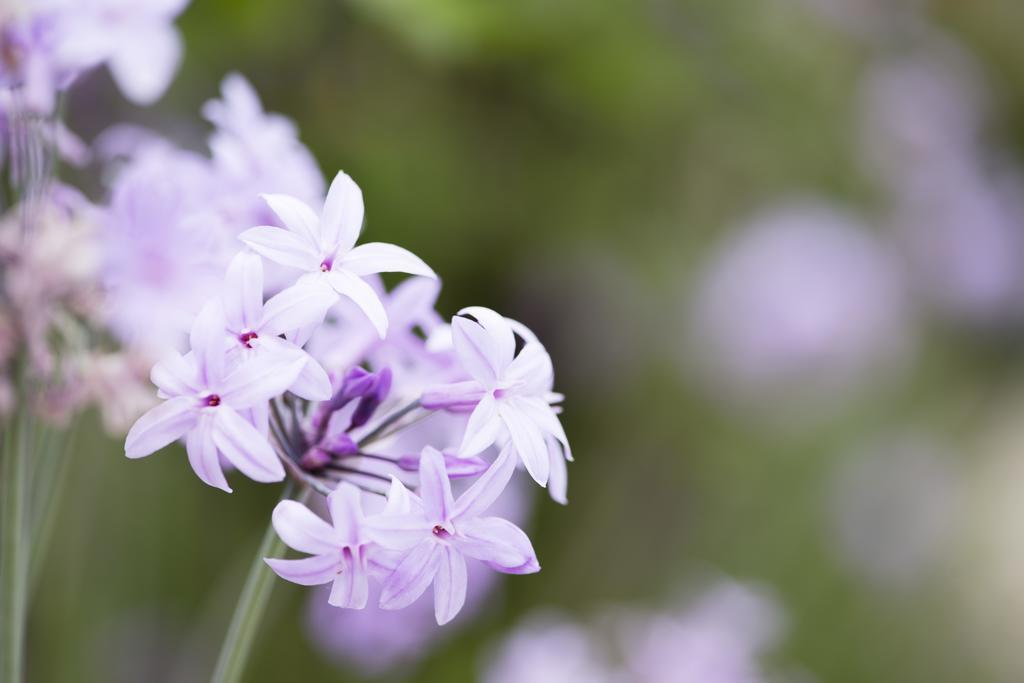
[349,367,392,430]
[300,447,333,471]
[397,449,489,479]
[322,432,358,457]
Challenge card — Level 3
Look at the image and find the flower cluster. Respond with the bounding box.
[122,170,572,623]
[0,0,190,114]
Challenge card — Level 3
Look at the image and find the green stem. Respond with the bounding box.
[1,407,29,683]
[210,480,308,683]
[357,400,422,447]
[29,422,75,590]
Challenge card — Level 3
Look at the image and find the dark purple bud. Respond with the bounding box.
[321,432,358,457]
[348,367,392,430]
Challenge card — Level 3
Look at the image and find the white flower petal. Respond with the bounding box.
[186,415,231,492]
[261,193,321,245]
[239,226,320,272]
[327,269,389,338]
[320,171,364,254]
[339,242,436,279]
[458,393,502,457]
[211,407,285,483]
[125,396,197,458]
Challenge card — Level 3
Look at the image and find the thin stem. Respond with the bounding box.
[29,421,75,589]
[323,463,393,484]
[210,480,307,683]
[357,400,422,447]
[1,405,30,683]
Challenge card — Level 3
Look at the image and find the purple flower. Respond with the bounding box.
[369,446,538,625]
[220,251,332,401]
[422,307,571,490]
[689,201,912,408]
[239,171,436,338]
[202,73,325,233]
[266,483,377,609]
[124,301,305,491]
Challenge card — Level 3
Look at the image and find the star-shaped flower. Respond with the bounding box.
[266,482,376,609]
[368,446,539,625]
[239,171,436,339]
[422,307,571,489]
[124,301,305,492]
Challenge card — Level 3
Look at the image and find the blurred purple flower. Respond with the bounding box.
[482,613,614,683]
[689,201,912,409]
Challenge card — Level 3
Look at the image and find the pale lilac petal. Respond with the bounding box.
[397,451,489,479]
[433,545,468,625]
[327,269,389,338]
[455,516,538,572]
[499,403,550,486]
[266,554,340,586]
[547,441,569,505]
[239,226,320,271]
[365,512,431,551]
[418,447,456,524]
[458,392,501,457]
[220,353,306,407]
[452,316,498,387]
[190,300,226,388]
[223,252,264,333]
[506,341,555,395]
[212,407,285,483]
[379,540,439,611]
[514,396,571,462]
[108,24,182,105]
[327,483,365,547]
[151,352,199,398]
[271,500,340,555]
[459,306,515,374]
[258,337,331,401]
[453,444,516,520]
[328,549,369,609]
[387,277,442,331]
[420,381,487,411]
[260,274,337,336]
[125,397,197,458]
[340,243,436,279]
[320,171,364,253]
[261,193,320,245]
[186,415,230,492]
[382,476,416,516]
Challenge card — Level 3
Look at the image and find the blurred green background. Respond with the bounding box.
[33,0,1024,681]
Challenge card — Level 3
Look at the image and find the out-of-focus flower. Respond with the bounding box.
[689,201,912,411]
[369,446,538,624]
[860,49,1024,326]
[100,143,228,355]
[0,0,190,112]
[239,171,436,338]
[267,483,378,609]
[481,579,802,683]
[617,582,785,683]
[124,302,305,491]
[422,307,571,490]
[203,73,325,232]
[828,432,960,588]
[482,612,615,683]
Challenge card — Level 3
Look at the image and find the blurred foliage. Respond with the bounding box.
[38,1,1024,681]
